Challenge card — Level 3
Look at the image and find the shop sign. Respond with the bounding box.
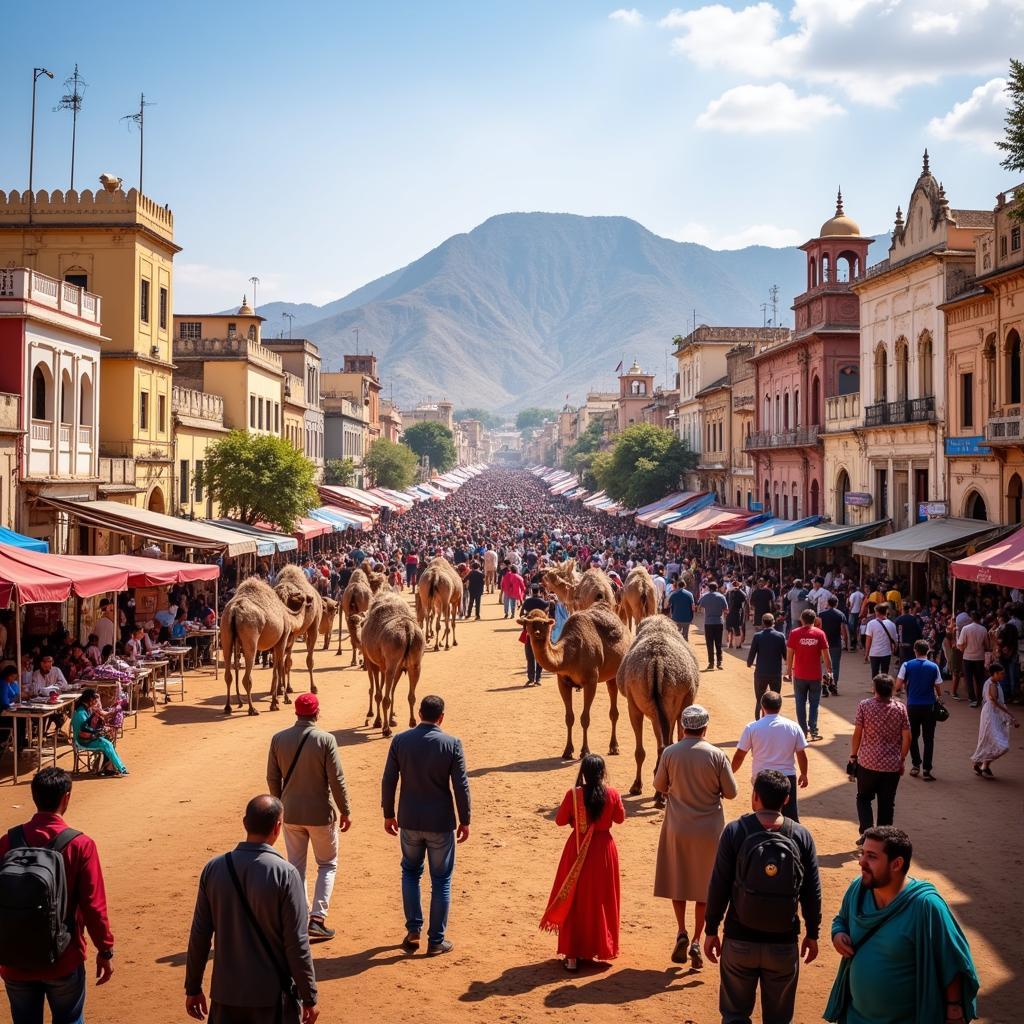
[918,501,948,519]
[844,492,873,507]
[748,500,764,512]
[945,435,990,457]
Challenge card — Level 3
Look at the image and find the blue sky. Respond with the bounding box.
[0,0,1018,311]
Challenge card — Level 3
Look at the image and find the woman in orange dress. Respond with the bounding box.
[541,754,625,971]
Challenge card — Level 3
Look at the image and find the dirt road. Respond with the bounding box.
[1,595,1018,1023]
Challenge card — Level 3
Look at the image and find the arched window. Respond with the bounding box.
[837,250,859,282]
[917,331,933,398]
[836,469,850,525]
[810,479,820,516]
[874,344,888,403]
[783,391,790,430]
[809,257,817,289]
[247,324,256,340]
[79,374,93,425]
[894,339,909,402]
[763,394,771,430]
[148,487,166,515]
[764,479,771,510]
[810,376,821,426]
[838,364,859,395]
[60,370,73,424]
[774,394,780,432]
[736,488,741,508]
[964,490,988,521]
[793,389,799,427]
[1009,473,1023,525]
[791,481,800,520]
[783,492,789,519]
[32,365,51,421]
[1007,329,1022,405]
[822,253,831,283]
[773,481,780,517]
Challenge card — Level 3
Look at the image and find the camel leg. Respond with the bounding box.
[223,641,234,714]
[558,676,576,760]
[406,660,420,728]
[306,627,317,694]
[348,617,358,666]
[364,664,376,724]
[381,662,402,737]
[371,663,384,729]
[579,679,599,759]
[627,699,646,795]
[450,606,457,648]
[241,645,258,716]
[605,678,621,756]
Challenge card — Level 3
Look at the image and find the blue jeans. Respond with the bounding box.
[400,829,456,946]
[502,595,517,618]
[847,612,859,647]
[829,646,843,686]
[5,964,86,1024]
[792,677,821,735]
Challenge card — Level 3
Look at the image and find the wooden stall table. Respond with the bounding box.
[158,647,189,703]
[3,694,77,784]
[184,629,219,679]
[140,659,170,710]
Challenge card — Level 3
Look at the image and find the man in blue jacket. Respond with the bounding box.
[381,694,471,956]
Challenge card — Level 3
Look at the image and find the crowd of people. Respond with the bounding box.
[0,468,1008,1024]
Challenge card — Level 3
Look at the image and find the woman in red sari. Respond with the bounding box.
[541,754,625,971]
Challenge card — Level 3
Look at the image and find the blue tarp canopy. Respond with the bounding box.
[752,519,889,559]
[0,526,47,552]
[308,506,362,530]
[718,516,822,554]
[204,519,298,555]
[657,493,717,526]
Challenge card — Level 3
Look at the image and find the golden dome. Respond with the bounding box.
[819,189,861,238]
[237,293,254,315]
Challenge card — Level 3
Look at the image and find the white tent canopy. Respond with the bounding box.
[851,517,997,564]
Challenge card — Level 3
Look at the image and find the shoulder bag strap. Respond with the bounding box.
[50,828,82,852]
[280,731,313,794]
[851,885,912,953]
[8,825,26,849]
[882,620,898,651]
[225,853,294,995]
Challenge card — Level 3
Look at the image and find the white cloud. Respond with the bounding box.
[929,77,1009,149]
[659,0,1023,105]
[609,8,644,25]
[696,82,845,133]
[675,222,801,249]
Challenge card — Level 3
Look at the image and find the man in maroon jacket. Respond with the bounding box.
[0,767,115,1024]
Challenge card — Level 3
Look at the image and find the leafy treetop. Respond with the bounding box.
[364,438,418,489]
[515,407,558,430]
[597,424,696,509]
[402,421,457,472]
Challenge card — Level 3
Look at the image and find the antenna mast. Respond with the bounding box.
[769,284,780,327]
[55,64,87,191]
[121,92,155,193]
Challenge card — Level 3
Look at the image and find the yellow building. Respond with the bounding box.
[172,302,284,438]
[0,179,179,511]
[264,338,324,479]
[171,386,228,518]
[0,392,18,530]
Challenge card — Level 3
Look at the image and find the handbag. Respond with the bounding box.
[518,628,529,644]
[932,699,950,723]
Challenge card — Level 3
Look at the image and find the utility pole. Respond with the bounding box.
[55,64,86,190]
[769,284,779,327]
[282,311,295,338]
[28,67,54,223]
[248,276,260,311]
[121,92,154,193]
[353,327,360,354]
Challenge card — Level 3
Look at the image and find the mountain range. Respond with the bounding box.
[248,213,887,412]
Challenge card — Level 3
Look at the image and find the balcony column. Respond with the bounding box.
[72,353,80,474]
[50,348,59,478]
[887,455,895,521]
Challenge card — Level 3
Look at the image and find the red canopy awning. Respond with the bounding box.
[951,526,1024,588]
[61,554,220,588]
[293,517,332,540]
[0,544,130,606]
[667,506,755,540]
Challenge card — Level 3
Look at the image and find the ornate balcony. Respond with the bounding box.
[985,408,1024,445]
[864,396,936,427]
[731,448,754,473]
[825,392,860,431]
[745,425,821,450]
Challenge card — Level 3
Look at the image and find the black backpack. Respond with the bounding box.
[0,826,81,970]
[731,814,803,934]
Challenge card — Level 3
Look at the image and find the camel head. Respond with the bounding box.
[516,609,554,644]
[320,598,338,630]
[367,572,387,593]
[276,580,310,613]
[349,611,365,644]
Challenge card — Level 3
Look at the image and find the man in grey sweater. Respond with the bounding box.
[267,693,351,943]
[185,795,318,1024]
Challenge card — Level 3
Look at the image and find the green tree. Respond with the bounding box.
[454,407,502,429]
[516,407,558,430]
[402,421,457,472]
[364,438,418,489]
[562,419,608,489]
[205,430,318,531]
[323,457,356,486]
[997,59,1024,173]
[600,424,696,509]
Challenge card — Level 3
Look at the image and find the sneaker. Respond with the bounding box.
[909,766,920,777]
[308,918,335,942]
[671,931,689,964]
[689,940,704,970]
[402,931,421,951]
[969,701,980,708]
[810,731,822,741]
[922,771,936,781]
[427,939,454,956]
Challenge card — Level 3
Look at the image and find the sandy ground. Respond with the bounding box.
[1,595,1019,1024]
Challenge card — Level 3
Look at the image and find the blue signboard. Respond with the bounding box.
[748,500,764,512]
[844,492,873,507]
[945,435,990,457]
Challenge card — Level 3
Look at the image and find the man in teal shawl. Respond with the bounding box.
[825,825,979,1024]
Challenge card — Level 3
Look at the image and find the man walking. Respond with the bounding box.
[698,581,728,670]
[957,609,990,707]
[849,674,911,841]
[819,595,849,696]
[185,795,319,1023]
[896,640,942,781]
[500,564,525,619]
[520,584,550,686]
[748,578,777,630]
[668,579,695,640]
[732,691,809,821]
[267,693,351,943]
[864,603,899,678]
[846,584,864,650]
[704,770,821,1024]
[0,768,115,1024]
[785,608,832,741]
[381,695,471,955]
[825,827,978,1024]
[465,560,485,620]
[746,614,787,721]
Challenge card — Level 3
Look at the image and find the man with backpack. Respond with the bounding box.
[704,770,821,1024]
[0,767,115,1024]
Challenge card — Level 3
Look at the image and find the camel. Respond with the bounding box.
[417,559,461,650]
[517,605,630,760]
[615,616,701,804]
[220,577,306,715]
[360,592,425,737]
[540,559,581,608]
[618,566,658,629]
[540,561,616,612]
[318,597,339,651]
[274,565,324,695]
[341,568,375,665]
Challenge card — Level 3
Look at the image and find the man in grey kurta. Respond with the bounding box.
[267,692,351,942]
[653,704,738,971]
[185,795,318,1024]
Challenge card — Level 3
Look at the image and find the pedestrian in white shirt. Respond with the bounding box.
[957,609,990,707]
[847,587,864,651]
[731,691,809,821]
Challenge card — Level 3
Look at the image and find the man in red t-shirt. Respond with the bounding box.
[0,767,114,1023]
[785,607,833,741]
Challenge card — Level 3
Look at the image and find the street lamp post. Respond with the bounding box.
[29,67,54,224]
[282,311,295,339]
[249,275,260,312]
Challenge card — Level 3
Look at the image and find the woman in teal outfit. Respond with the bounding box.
[71,689,128,776]
[825,825,978,1024]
